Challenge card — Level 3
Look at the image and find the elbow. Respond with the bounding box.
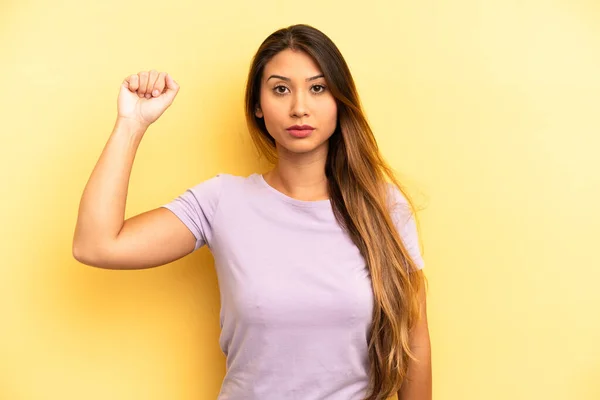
[72,241,109,269]
[72,238,130,270]
[72,241,96,267]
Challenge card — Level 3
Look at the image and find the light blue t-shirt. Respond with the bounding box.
[161,172,424,400]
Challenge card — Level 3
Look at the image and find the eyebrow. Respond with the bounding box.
[267,74,325,82]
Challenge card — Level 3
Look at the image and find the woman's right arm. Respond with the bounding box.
[72,70,196,270]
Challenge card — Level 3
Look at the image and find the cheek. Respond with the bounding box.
[324,100,338,124]
[260,97,283,119]
[331,102,338,119]
[259,101,283,135]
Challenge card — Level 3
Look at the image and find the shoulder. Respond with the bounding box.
[384,182,426,268]
[185,172,257,200]
[384,182,417,227]
[188,172,252,190]
[385,182,411,211]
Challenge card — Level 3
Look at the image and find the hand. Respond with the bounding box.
[117,70,180,128]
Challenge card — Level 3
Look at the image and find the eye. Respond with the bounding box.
[311,84,327,94]
[273,85,289,96]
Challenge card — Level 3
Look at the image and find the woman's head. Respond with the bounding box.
[253,48,338,161]
[245,24,425,400]
[245,24,362,164]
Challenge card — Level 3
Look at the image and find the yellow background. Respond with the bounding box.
[2,0,599,399]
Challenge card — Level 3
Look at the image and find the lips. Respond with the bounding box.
[286,124,314,138]
[287,124,314,131]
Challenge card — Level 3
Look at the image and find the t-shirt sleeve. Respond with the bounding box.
[387,184,425,270]
[160,174,224,252]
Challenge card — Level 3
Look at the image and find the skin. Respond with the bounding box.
[398,285,432,400]
[255,49,432,400]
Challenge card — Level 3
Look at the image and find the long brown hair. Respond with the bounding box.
[244,24,425,400]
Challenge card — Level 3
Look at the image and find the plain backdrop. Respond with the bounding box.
[1,1,599,399]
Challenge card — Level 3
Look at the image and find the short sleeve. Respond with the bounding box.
[160,174,224,252]
[387,184,425,270]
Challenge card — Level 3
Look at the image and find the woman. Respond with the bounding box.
[73,24,431,400]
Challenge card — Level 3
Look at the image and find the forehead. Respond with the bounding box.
[263,49,322,79]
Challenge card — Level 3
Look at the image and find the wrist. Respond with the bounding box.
[114,116,149,136]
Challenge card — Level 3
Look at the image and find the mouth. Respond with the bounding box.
[287,127,314,138]
[286,124,314,138]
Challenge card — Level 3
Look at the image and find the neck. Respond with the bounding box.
[264,143,329,202]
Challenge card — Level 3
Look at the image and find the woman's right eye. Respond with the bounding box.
[273,85,289,96]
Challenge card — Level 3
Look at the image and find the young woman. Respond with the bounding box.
[73,24,431,400]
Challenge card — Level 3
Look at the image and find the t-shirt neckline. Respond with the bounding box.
[254,173,332,208]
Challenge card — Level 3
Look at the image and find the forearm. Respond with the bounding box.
[73,117,147,256]
[398,340,432,400]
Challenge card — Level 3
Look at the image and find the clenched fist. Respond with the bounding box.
[118,70,180,128]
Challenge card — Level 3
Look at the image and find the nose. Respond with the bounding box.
[290,91,309,118]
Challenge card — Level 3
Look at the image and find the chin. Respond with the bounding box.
[277,138,329,155]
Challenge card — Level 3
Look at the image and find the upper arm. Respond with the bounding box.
[413,282,429,339]
[74,174,224,270]
[74,207,198,269]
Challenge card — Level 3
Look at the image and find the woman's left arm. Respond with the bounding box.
[398,283,432,400]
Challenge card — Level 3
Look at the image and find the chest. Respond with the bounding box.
[212,204,374,329]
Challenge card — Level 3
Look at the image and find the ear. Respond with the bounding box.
[255,105,263,119]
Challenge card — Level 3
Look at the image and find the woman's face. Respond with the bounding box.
[256,48,338,159]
